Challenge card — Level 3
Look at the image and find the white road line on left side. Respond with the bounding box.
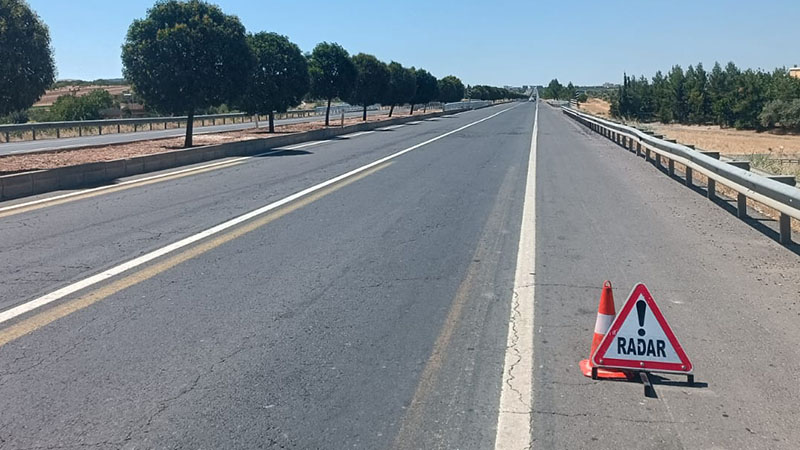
[279,140,328,150]
[340,131,375,139]
[494,101,537,450]
[0,103,523,325]
[376,124,406,131]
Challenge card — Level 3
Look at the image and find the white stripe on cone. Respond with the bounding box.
[593,313,615,334]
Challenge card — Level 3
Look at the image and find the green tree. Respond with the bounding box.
[121,0,251,147]
[344,53,390,121]
[384,62,416,117]
[543,79,565,100]
[49,89,114,121]
[437,75,465,103]
[0,0,56,116]
[237,32,308,133]
[566,82,577,100]
[409,69,438,115]
[732,69,769,129]
[667,65,687,123]
[308,42,357,126]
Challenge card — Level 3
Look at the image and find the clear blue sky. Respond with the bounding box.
[27,0,800,87]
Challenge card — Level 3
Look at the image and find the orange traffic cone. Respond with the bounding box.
[579,281,630,379]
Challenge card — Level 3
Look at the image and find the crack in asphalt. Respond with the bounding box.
[503,288,529,410]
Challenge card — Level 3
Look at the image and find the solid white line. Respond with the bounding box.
[279,140,327,150]
[0,104,522,325]
[0,155,260,213]
[339,131,375,139]
[494,101,537,450]
[375,124,406,131]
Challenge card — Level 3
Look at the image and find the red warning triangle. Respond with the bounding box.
[592,283,692,374]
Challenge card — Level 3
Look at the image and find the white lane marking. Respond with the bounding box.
[375,124,406,131]
[279,140,327,150]
[406,121,423,125]
[340,131,375,139]
[0,104,523,325]
[495,101,537,450]
[0,153,275,214]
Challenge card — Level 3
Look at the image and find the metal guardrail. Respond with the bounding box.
[443,100,490,112]
[562,106,800,244]
[0,109,320,143]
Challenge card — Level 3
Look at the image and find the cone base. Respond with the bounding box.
[579,359,631,379]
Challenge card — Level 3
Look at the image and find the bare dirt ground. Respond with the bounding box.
[576,98,611,117]
[34,85,131,107]
[576,97,800,180]
[0,110,433,175]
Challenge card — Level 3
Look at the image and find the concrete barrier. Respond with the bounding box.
[0,108,479,201]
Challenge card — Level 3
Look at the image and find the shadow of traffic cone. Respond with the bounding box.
[579,281,630,379]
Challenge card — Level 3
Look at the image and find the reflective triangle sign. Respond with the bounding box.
[592,283,692,374]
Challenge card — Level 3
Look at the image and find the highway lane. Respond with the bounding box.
[0,108,400,156]
[533,104,800,449]
[2,100,800,449]
[0,103,532,448]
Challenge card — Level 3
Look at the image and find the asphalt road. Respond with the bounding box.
[0,108,396,156]
[1,101,799,449]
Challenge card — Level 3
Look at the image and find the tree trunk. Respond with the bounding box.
[410,104,415,115]
[269,111,275,133]
[363,105,367,121]
[325,98,332,126]
[389,105,395,117]
[184,109,194,148]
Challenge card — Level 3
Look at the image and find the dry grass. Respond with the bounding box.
[0,110,434,175]
[34,85,131,107]
[576,98,611,117]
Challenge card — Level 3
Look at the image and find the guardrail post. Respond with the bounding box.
[685,167,693,186]
[4,131,8,143]
[636,142,642,157]
[117,124,121,134]
[79,127,82,136]
[728,161,751,171]
[668,159,675,176]
[32,129,36,140]
[779,215,792,244]
[737,194,747,218]
[98,126,102,135]
[56,128,60,138]
[222,117,226,125]
[707,179,716,200]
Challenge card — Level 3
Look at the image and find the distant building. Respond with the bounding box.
[790,67,800,79]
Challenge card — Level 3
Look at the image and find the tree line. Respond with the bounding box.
[467,85,527,101]
[611,62,800,131]
[2,0,526,148]
[540,79,577,101]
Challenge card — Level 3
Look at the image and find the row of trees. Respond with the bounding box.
[3,0,479,147]
[541,79,577,101]
[467,85,527,101]
[611,62,800,130]
[121,0,473,148]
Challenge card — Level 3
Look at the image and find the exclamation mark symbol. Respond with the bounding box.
[636,300,646,336]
